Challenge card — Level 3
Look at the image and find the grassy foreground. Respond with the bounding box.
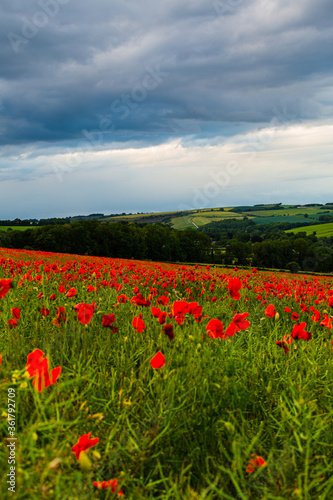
[0,248,333,499]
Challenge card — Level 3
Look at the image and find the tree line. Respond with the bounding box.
[1,219,332,273]
[200,219,333,273]
[0,221,211,263]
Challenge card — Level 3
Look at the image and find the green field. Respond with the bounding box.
[1,249,333,498]
[244,207,330,218]
[0,226,32,231]
[170,216,195,230]
[171,211,243,230]
[286,222,333,237]
[306,212,333,220]
[252,216,318,225]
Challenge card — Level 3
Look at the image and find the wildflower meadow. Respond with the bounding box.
[0,247,333,499]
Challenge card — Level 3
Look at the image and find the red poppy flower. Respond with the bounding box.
[8,319,18,329]
[66,287,77,298]
[37,292,44,299]
[117,294,129,303]
[228,278,241,300]
[132,314,146,333]
[232,312,250,331]
[58,285,66,293]
[285,307,291,313]
[172,301,189,325]
[320,314,332,330]
[291,312,299,321]
[41,307,50,317]
[188,301,203,320]
[49,293,56,301]
[265,304,276,318]
[11,307,20,319]
[92,478,123,496]
[156,294,169,306]
[0,279,13,299]
[150,351,165,369]
[102,314,118,332]
[246,454,266,473]
[152,306,162,318]
[53,306,66,326]
[131,293,150,307]
[291,322,311,341]
[206,318,224,339]
[329,297,333,308]
[87,284,97,292]
[26,348,61,392]
[311,309,321,322]
[276,334,293,354]
[157,311,166,324]
[188,301,200,313]
[163,324,175,341]
[224,321,238,337]
[71,432,99,460]
[75,303,95,325]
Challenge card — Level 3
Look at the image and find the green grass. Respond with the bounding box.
[170,216,195,230]
[191,216,221,226]
[0,226,33,231]
[171,212,243,229]
[286,222,333,237]
[0,251,333,498]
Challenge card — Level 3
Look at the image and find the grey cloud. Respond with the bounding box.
[1,0,333,218]
[0,0,332,148]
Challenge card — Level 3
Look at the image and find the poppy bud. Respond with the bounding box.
[224,422,235,434]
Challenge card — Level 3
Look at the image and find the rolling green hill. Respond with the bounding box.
[286,222,333,237]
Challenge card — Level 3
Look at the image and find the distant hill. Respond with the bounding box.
[2,203,333,233]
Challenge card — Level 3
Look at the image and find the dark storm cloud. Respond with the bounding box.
[0,0,333,148]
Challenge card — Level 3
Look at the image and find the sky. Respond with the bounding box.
[1,0,333,219]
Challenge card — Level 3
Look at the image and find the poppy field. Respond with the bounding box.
[0,248,333,499]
